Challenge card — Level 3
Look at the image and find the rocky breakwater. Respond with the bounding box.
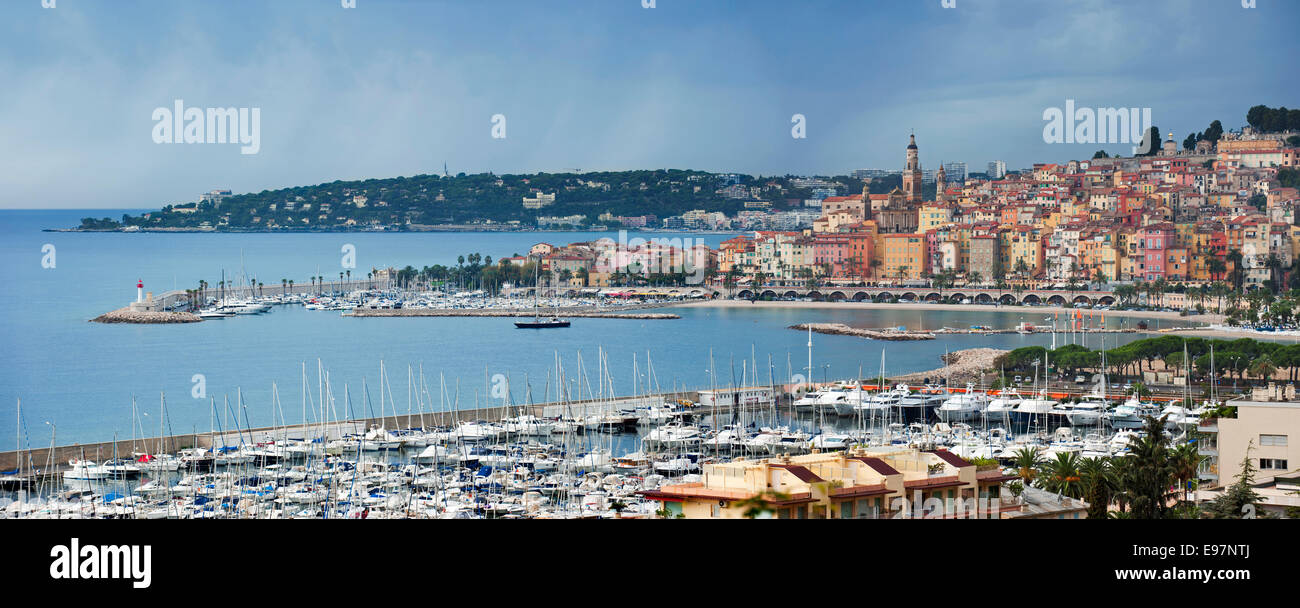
[889,348,1009,385]
[790,322,935,341]
[92,307,201,324]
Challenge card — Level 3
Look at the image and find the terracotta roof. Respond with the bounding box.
[852,456,901,476]
[926,449,973,469]
[770,464,824,483]
[977,471,1020,483]
[637,482,753,502]
[829,483,893,499]
[903,475,965,490]
[768,492,817,507]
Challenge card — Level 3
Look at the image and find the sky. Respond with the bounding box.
[0,0,1296,209]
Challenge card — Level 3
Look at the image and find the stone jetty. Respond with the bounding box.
[790,322,935,340]
[890,348,1009,384]
[92,307,201,324]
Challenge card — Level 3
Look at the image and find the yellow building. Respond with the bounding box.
[881,234,928,280]
[918,204,954,232]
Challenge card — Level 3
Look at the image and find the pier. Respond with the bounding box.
[0,388,773,474]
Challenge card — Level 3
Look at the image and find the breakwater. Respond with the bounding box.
[0,390,705,474]
[791,323,935,341]
[92,307,201,324]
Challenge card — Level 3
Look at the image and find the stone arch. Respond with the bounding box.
[975,293,994,304]
[877,291,895,301]
[828,291,847,302]
[947,292,967,302]
[900,292,918,302]
[737,289,754,299]
[923,292,942,302]
[807,290,825,301]
[852,291,869,302]
[1046,294,1067,306]
[760,290,777,299]
[1072,295,1094,305]
[1021,294,1041,305]
[1096,295,1115,306]
[783,290,799,299]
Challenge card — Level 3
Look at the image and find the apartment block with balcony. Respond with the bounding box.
[638,447,1034,519]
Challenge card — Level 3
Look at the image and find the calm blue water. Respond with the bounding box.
[0,210,1161,447]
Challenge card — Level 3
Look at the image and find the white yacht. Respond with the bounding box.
[1107,398,1160,429]
[936,384,989,422]
[65,459,109,481]
[1060,393,1110,427]
[1009,391,1060,428]
[984,388,1022,425]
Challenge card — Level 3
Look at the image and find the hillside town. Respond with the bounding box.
[512,127,1300,297]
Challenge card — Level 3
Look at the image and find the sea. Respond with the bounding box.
[0,209,1170,447]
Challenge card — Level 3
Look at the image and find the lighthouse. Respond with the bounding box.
[137,279,144,303]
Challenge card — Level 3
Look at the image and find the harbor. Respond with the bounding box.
[0,345,1234,519]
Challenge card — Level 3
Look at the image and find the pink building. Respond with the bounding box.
[812,234,851,277]
[1137,223,1175,281]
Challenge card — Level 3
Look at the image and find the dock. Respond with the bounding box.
[0,388,782,475]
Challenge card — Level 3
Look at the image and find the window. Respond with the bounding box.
[1259,458,1289,470]
[1261,434,1288,447]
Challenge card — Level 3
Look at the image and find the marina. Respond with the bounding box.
[1,356,1220,518]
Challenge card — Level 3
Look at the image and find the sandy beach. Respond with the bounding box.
[674,299,1224,324]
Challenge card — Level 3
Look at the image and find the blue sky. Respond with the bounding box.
[1,0,1296,209]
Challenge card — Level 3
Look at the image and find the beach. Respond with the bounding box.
[676,299,1224,324]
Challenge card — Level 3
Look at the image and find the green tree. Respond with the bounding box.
[1079,457,1116,519]
[1122,415,1175,519]
[1205,442,1264,519]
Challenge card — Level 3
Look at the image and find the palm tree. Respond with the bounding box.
[281,278,288,296]
[1039,452,1083,498]
[1078,457,1115,518]
[1123,415,1175,519]
[967,271,982,287]
[1248,354,1277,383]
[1012,447,1042,485]
[1170,442,1202,506]
[1207,257,1227,282]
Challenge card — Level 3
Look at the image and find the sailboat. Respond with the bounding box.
[515,263,570,329]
